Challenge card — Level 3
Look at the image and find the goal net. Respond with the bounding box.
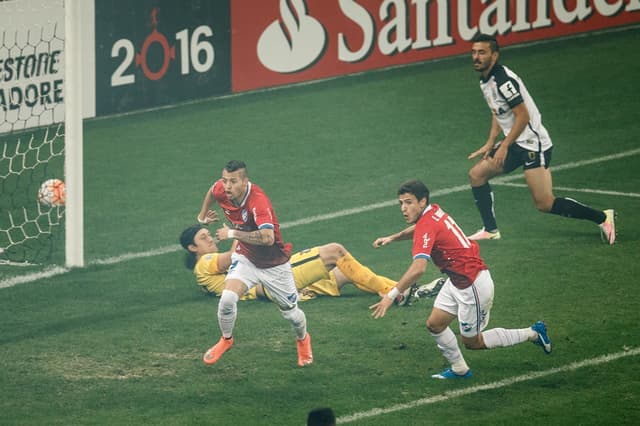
[0,0,67,265]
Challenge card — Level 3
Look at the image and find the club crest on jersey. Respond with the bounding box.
[287,292,298,303]
[422,233,431,249]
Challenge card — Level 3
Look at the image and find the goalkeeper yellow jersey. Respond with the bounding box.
[192,247,343,301]
[193,253,259,300]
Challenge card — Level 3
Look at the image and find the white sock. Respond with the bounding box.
[218,289,239,338]
[280,306,307,340]
[430,327,468,373]
[482,327,536,349]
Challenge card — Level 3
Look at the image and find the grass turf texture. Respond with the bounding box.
[1,28,640,424]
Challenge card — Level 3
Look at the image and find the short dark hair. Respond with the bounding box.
[224,160,247,173]
[179,224,205,270]
[471,33,499,52]
[307,407,336,426]
[397,179,430,204]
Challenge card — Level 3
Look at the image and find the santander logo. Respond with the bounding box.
[257,0,327,73]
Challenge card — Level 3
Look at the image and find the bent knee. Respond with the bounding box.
[534,198,554,213]
[463,341,484,350]
[218,290,239,314]
[468,168,481,184]
[426,320,445,334]
[320,242,348,262]
[461,335,485,350]
[468,167,490,186]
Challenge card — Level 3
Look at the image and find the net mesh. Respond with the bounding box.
[0,0,65,265]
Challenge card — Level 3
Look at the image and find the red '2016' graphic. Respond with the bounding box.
[135,8,175,81]
[110,9,216,87]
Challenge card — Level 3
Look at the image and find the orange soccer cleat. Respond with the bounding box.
[203,336,234,365]
[296,333,313,367]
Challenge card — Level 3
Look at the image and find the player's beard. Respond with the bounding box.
[473,59,493,74]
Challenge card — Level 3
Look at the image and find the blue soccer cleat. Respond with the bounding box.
[431,368,472,379]
[531,321,552,354]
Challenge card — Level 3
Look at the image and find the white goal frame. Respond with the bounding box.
[64,0,84,267]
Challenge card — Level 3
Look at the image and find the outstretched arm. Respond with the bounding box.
[372,225,415,248]
[369,257,428,319]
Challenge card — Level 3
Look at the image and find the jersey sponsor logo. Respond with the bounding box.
[257,0,326,73]
[422,232,431,249]
[241,209,248,222]
[498,80,520,102]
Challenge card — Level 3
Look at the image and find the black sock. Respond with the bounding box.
[471,183,498,231]
[549,197,606,224]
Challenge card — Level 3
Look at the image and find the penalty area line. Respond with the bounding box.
[337,347,640,424]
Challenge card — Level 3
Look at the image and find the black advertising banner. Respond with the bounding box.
[95,0,230,115]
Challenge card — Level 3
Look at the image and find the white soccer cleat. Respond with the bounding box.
[416,277,445,298]
[467,228,501,241]
[599,209,616,245]
[395,284,418,307]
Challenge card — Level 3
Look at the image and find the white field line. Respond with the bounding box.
[1,148,639,289]
[337,347,640,424]
[494,182,640,198]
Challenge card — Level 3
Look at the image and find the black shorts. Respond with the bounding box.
[490,143,553,174]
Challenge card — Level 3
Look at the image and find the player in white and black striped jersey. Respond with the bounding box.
[466,33,615,244]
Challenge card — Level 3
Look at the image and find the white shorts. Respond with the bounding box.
[227,253,299,309]
[433,269,494,338]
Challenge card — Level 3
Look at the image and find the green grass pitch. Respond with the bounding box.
[1,28,639,425]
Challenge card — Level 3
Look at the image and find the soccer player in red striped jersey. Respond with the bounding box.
[196,160,312,367]
[370,179,551,379]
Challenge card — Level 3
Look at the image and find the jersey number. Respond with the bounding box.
[444,216,471,248]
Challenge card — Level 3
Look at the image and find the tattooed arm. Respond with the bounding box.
[216,223,275,246]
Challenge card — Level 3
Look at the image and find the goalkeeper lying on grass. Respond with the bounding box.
[180,223,441,304]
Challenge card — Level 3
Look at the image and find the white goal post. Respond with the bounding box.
[0,0,85,267]
[64,0,84,267]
